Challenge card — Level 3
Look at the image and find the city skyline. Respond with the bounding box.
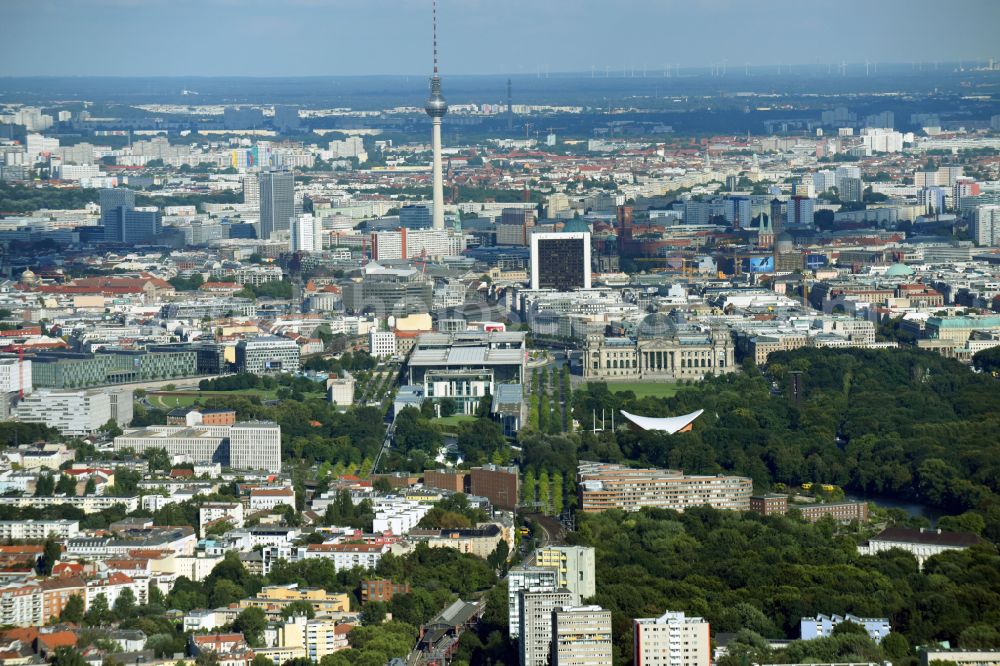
[3,0,999,78]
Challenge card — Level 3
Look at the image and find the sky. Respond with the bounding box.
[2,0,1000,78]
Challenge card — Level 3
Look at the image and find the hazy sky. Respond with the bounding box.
[3,0,1000,77]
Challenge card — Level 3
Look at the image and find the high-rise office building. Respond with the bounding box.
[530,232,592,291]
[552,606,613,666]
[520,588,573,666]
[291,213,324,252]
[259,170,295,240]
[424,0,448,230]
[121,209,162,244]
[400,205,432,230]
[634,611,710,666]
[243,174,260,207]
[99,187,136,240]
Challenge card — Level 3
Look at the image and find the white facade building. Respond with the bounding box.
[800,614,891,642]
[0,356,31,395]
[291,213,325,252]
[15,388,113,436]
[369,330,396,358]
[552,605,613,666]
[973,205,1000,247]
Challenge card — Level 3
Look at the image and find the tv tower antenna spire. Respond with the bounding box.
[425,0,448,230]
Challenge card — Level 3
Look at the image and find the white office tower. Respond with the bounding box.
[424,0,448,230]
[633,611,711,666]
[0,356,31,395]
[16,389,113,437]
[508,566,561,638]
[291,213,324,252]
[552,606,613,666]
[520,588,574,666]
[973,205,1000,247]
[243,174,260,207]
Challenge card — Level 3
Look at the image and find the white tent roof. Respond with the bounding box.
[619,408,704,434]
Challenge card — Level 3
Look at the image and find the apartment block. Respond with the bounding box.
[577,463,752,513]
[520,588,574,666]
[552,605,613,666]
[634,611,710,666]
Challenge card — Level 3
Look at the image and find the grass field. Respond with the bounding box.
[603,382,683,399]
[147,388,282,410]
[435,414,477,429]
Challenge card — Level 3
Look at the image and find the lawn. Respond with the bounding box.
[147,387,287,410]
[435,414,477,429]
[603,382,683,399]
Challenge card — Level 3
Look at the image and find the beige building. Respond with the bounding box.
[577,463,752,514]
[583,314,735,382]
[520,588,574,666]
[634,611,710,666]
[239,584,350,617]
[552,605,613,666]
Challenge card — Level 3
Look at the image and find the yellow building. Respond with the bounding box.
[255,617,352,662]
[239,585,350,617]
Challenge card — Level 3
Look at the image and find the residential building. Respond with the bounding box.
[0,520,79,540]
[576,463,752,513]
[800,614,890,642]
[535,546,596,601]
[249,487,296,512]
[508,567,561,638]
[552,605,613,666]
[531,232,592,291]
[0,356,31,395]
[520,588,574,666]
[291,214,324,252]
[361,579,411,603]
[634,611,710,666]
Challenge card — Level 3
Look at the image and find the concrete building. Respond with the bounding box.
[531,232,592,291]
[577,463,752,513]
[634,611,710,666]
[0,520,79,540]
[520,588,574,666]
[800,614,890,642]
[16,388,132,436]
[291,213,324,252]
[973,205,1000,247]
[535,546,596,601]
[508,566,561,638]
[326,375,354,407]
[0,355,31,395]
[468,465,519,511]
[552,605,613,666]
[236,336,301,374]
[406,331,526,415]
[259,170,294,240]
[113,422,281,472]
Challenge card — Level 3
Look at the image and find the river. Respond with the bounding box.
[845,492,945,526]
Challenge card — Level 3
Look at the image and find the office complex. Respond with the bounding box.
[399,204,432,230]
[634,611,710,666]
[519,588,574,666]
[291,213,324,252]
[236,336,301,374]
[99,187,162,243]
[15,388,132,436]
[552,605,613,666]
[99,187,136,235]
[576,463,753,513]
[29,349,198,389]
[406,331,526,415]
[371,228,465,261]
[424,2,448,230]
[114,422,281,472]
[341,263,433,316]
[531,232,592,291]
[259,170,294,240]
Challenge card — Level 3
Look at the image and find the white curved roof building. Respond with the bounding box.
[619,409,704,434]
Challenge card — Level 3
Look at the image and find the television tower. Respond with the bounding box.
[425,0,448,230]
